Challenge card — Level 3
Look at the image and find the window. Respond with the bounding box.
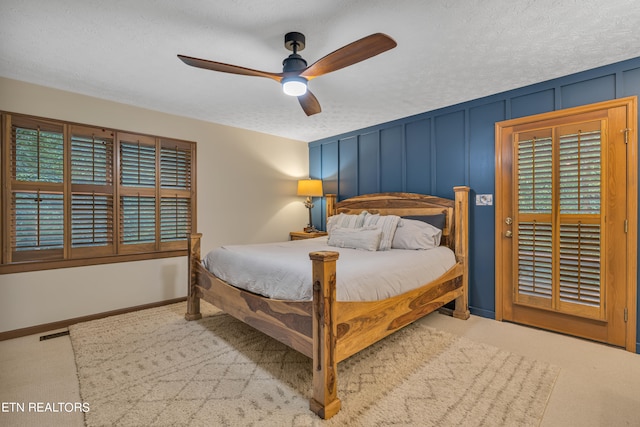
[1,112,197,273]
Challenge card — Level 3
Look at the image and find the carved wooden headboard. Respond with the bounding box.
[324,191,464,251]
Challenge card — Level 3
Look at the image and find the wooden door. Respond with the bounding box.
[495,97,637,352]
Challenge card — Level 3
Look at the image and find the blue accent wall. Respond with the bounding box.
[309,56,640,351]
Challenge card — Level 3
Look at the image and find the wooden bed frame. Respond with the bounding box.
[185,186,470,419]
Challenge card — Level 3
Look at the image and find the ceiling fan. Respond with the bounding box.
[178,32,397,116]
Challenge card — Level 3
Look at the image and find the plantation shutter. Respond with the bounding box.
[2,111,196,272]
[160,197,191,241]
[11,192,64,262]
[514,121,604,320]
[517,221,553,300]
[9,117,65,262]
[120,195,156,243]
[559,223,601,307]
[71,194,113,246]
[159,140,193,248]
[11,120,64,183]
[118,134,157,252]
[557,124,602,317]
[516,130,553,307]
[70,126,115,256]
[160,142,191,189]
[120,139,156,187]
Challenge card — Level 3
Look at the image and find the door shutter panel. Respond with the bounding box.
[557,126,603,318]
[559,223,601,307]
[517,221,553,301]
[515,132,553,308]
[514,123,604,319]
[517,135,553,214]
[559,130,601,214]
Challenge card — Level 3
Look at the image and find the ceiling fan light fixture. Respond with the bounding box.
[282,76,308,96]
[179,32,396,115]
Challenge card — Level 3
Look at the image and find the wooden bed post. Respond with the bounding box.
[308,250,341,419]
[325,194,337,225]
[185,233,203,321]
[453,186,471,320]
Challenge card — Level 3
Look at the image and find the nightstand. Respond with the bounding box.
[290,231,328,241]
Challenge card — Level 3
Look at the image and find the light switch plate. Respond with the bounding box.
[476,194,493,206]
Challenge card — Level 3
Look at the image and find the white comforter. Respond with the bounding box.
[202,237,457,302]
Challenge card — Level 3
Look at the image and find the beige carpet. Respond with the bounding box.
[69,302,559,427]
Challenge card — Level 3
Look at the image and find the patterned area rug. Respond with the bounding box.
[69,302,558,427]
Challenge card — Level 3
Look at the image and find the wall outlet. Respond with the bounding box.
[476,194,493,206]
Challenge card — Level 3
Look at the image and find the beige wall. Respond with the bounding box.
[0,77,309,333]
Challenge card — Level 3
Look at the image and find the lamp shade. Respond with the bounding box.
[297,179,323,197]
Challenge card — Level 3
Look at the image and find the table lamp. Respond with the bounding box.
[297,179,323,232]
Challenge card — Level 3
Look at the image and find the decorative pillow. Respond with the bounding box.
[392,218,442,250]
[326,211,368,233]
[362,214,401,251]
[402,214,446,230]
[327,227,383,251]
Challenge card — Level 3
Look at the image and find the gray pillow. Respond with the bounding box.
[362,214,401,251]
[327,227,383,251]
[326,211,369,233]
[392,218,442,250]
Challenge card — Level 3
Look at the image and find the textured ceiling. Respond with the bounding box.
[1,0,639,142]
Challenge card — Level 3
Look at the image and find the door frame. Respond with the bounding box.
[495,96,638,352]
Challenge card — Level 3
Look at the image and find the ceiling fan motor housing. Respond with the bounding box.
[283,32,307,73]
[282,54,307,73]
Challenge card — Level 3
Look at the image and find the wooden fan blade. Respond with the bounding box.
[298,90,321,116]
[178,54,283,82]
[300,33,396,79]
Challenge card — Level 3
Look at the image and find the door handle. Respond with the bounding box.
[505,230,513,238]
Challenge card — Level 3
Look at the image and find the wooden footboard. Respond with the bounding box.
[185,186,470,419]
[186,235,314,356]
[334,262,465,361]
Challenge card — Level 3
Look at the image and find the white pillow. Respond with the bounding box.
[327,227,383,251]
[326,211,368,233]
[392,218,442,250]
[362,214,400,251]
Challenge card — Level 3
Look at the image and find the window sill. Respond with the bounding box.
[0,250,188,274]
